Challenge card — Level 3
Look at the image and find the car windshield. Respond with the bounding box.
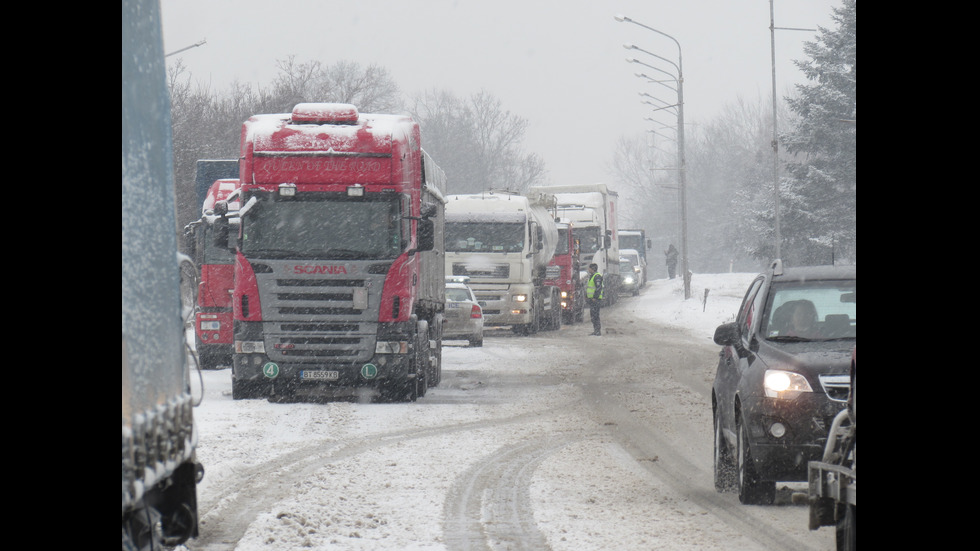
[762,280,856,341]
[446,288,472,302]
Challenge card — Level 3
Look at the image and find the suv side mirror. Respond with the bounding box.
[713,322,739,346]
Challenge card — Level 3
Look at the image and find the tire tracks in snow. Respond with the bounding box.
[442,433,585,551]
[186,398,582,551]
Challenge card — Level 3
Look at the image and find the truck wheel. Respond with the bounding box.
[530,300,541,334]
[469,336,483,347]
[836,503,855,551]
[415,322,429,399]
[232,377,256,400]
[198,351,217,371]
[713,407,736,492]
[737,418,775,504]
[431,315,443,387]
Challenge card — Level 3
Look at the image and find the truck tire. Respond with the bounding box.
[415,321,429,399]
[737,418,775,504]
[470,336,483,347]
[836,503,855,551]
[232,377,259,400]
[713,407,736,492]
[551,289,563,330]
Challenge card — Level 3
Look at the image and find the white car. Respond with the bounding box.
[444,277,484,347]
[620,248,646,286]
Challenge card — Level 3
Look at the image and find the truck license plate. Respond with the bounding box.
[300,370,339,381]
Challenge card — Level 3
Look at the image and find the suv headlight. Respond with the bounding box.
[513,294,528,302]
[763,369,813,399]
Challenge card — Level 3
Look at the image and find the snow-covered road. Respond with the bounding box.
[178,274,835,550]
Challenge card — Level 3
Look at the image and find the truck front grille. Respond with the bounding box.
[253,266,388,363]
[453,263,510,279]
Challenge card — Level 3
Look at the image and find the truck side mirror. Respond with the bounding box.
[420,202,437,218]
[213,216,230,249]
[604,235,611,249]
[417,219,435,252]
[646,238,652,249]
[535,226,544,251]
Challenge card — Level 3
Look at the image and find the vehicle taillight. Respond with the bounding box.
[471,305,482,319]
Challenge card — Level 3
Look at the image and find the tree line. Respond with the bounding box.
[167,0,854,272]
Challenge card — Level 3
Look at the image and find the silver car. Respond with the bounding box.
[444,279,484,347]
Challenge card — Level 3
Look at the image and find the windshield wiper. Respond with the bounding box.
[767,335,813,343]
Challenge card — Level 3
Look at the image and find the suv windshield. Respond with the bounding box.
[762,281,856,341]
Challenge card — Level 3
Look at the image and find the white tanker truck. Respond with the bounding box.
[444,190,562,334]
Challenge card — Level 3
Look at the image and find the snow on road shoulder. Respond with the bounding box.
[623,273,758,341]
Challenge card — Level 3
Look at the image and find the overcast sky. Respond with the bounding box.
[160,0,841,188]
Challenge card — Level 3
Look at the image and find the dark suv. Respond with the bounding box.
[712,260,856,504]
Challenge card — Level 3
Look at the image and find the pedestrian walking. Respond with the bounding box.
[665,244,678,279]
[586,263,603,336]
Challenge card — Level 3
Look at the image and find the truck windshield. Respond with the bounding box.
[445,222,525,253]
[555,228,570,255]
[572,227,600,255]
[240,192,403,259]
[620,235,643,256]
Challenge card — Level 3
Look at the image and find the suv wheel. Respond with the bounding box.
[713,407,736,492]
[737,418,775,504]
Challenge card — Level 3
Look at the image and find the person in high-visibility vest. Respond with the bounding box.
[586,263,603,336]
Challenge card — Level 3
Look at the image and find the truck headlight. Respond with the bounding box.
[376,341,409,354]
[235,340,266,354]
[763,369,813,399]
[513,294,528,302]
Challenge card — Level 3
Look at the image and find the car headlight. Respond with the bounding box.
[623,276,635,284]
[763,369,813,399]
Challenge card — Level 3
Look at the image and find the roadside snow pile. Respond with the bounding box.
[623,273,758,341]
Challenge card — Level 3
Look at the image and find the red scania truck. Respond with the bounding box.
[226,103,447,402]
[183,177,241,369]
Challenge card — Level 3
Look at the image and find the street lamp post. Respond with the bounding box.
[616,14,691,299]
[768,0,816,260]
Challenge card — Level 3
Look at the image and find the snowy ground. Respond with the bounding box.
[178,272,835,551]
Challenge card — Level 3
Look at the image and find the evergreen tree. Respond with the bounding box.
[782,0,856,265]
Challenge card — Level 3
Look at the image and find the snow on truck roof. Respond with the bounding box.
[243,104,416,153]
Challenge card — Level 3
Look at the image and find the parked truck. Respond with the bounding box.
[533,184,621,305]
[808,347,856,550]
[123,0,203,547]
[227,103,447,403]
[445,190,562,335]
[546,218,583,324]
[183,177,241,369]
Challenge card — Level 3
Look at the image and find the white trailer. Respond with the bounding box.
[445,190,563,334]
